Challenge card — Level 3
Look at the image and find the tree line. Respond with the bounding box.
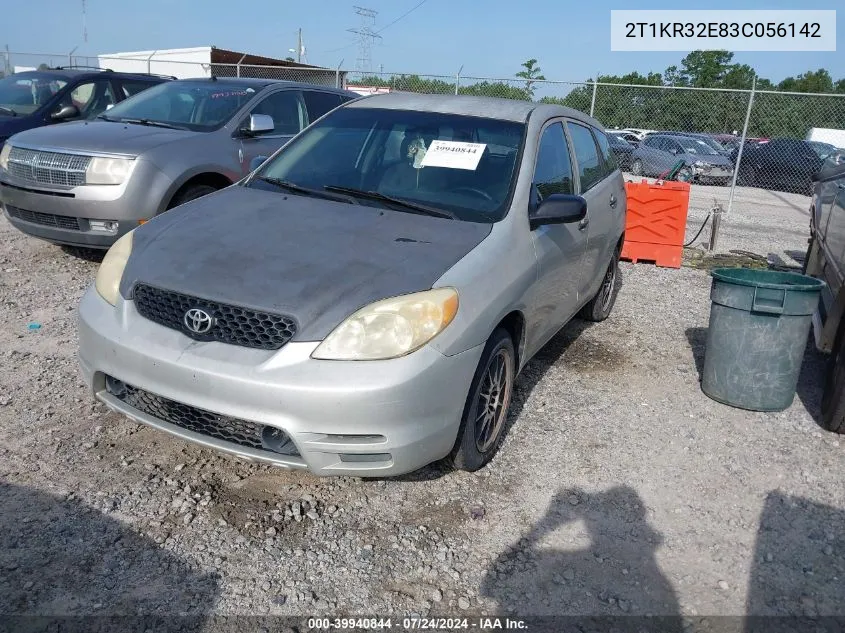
[353,52,845,139]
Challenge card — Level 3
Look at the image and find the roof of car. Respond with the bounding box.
[169,77,353,94]
[11,68,170,81]
[345,92,604,127]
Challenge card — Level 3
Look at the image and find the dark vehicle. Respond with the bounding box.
[607,133,635,170]
[732,138,824,194]
[803,159,845,432]
[0,68,169,148]
[631,134,734,185]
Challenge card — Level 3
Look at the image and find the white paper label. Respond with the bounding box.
[420,140,487,170]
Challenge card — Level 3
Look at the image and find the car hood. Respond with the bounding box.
[690,154,733,167]
[120,186,492,341]
[6,120,199,156]
[0,115,39,140]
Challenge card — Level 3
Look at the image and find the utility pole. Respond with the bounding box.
[348,6,381,73]
[297,28,302,63]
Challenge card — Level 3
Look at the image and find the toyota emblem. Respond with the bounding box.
[184,308,214,334]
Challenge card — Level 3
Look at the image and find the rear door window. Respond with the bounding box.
[566,121,604,192]
[302,91,344,122]
[593,129,617,176]
[59,79,117,119]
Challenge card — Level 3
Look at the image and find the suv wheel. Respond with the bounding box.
[168,184,219,210]
[450,328,515,471]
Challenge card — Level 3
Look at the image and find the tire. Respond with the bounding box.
[579,250,622,322]
[821,326,845,434]
[631,159,643,176]
[449,328,516,471]
[167,184,219,210]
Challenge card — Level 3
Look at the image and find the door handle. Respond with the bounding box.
[609,194,618,208]
[578,217,589,231]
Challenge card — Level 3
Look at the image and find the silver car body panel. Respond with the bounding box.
[77,94,627,475]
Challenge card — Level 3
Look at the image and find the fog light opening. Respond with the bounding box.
[105,375,127,398]
[261,426,298,455]
[339,453,392,463]
[89,220,119,233]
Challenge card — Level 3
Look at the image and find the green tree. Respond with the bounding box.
[778,69,835,93]
[37,63,50,71]
[515,58,545,99]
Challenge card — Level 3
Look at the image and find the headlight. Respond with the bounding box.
[86,156,133,185]
[311,288,459,360]
[0,143,10,171]
[95,230,134,306]
[693,160,705,167]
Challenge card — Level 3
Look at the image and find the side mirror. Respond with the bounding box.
[529,194,587,230]
[51,104,80,121]
[241,114,274,136]
[249,155,269,172]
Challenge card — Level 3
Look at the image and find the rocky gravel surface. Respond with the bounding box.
[0,198,843,625]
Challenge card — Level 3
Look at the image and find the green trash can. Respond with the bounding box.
[702,268,825,411]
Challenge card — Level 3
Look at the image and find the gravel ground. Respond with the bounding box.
[0,189,843,624]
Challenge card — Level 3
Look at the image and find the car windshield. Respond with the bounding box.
[247,107,525,223]
[610,135,630,146]
[698,136,726,152]
[0,72,68,115]
[680,139,719,156]
[101,81,259,131]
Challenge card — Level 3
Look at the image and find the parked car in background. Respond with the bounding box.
[630,134,734,185]
[607,129,641,145]
[803,158,845,433]
[642,131,732,158]
[0,67,169,148]
[0,77,358,248]
[607,132,635,169]
[808,141,838,162]
[77,94,627,476]
[731,137,824,194]
[619,128,655,140]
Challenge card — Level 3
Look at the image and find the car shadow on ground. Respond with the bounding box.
[478,485,683,631]
[60,245,106,263]
[0,481,220,631]
[384,320,594,483]
[685,326,828,429]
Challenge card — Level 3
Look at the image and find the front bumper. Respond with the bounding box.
[77,287,484,477]
[0,159,174,248]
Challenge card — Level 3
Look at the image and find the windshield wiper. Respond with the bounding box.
[323,185,455,219]
[0,106,16,116]
[256,177,356,204]
[117,118,189,131]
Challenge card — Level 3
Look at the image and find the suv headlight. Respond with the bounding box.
[311,288,459,360]
[86,156,133,185]
[95,230,134,305]
[0,143,10,171]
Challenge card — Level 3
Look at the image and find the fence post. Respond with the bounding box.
[335,59,344,89]
[589,79,598,117]
[727,76,757,216]
[455,65,463,96]
[236,53,247,78]
[146,51,157,75]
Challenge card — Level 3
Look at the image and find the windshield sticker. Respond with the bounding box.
[420,140,487,170]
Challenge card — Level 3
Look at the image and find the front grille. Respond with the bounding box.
[108,377,299,456]
[7,146,91,187]
[133,283,297,350]
[5,205,81,231]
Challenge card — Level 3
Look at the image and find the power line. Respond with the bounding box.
[375,0,427,35]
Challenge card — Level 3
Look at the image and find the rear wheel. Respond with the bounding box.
[822,326,845,434]
[579,250,622,322]
[450,328,515,471]
[631,159,644,176]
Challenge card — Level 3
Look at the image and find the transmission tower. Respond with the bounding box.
[347,6,381,72]
[82,0,88,43]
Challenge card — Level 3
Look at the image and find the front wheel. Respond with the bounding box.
[579,251,622,322]
[450,328,516,471]
[822,326,845,434]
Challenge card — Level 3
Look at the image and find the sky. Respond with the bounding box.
[2,0,843,84]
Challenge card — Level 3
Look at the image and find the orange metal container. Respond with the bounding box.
[620,180,691,269]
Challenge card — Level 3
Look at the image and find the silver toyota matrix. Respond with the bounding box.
[77,93,627,476]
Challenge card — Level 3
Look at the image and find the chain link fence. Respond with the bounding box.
[4,51,845,253]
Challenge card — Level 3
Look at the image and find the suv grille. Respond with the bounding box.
[5,205,81,231]
[133,284,297,350]
[108,378,299,456]
[7,146,91,187]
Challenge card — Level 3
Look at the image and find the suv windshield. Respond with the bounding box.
[809,141,837,160]
[0,73,68,116]
[248,107,524,222]
[101,81,259,131]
